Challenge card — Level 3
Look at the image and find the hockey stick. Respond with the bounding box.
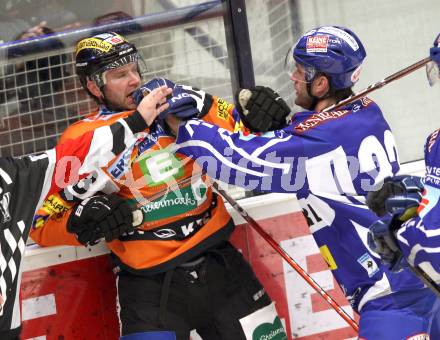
[408,265,440,298]
[209,180,359,332]
[322,55,440,297]
[134,171,358,331]
[139,81,359,329]
[322,57,431,112]
[140,59,430,330]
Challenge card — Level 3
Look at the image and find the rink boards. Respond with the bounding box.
[19,191,365,340]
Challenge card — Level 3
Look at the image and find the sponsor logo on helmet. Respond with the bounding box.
[119,47,133,55]
[95,33,114,40]
[306,35,329,53]
[318,26,359,51]
[76,38,113,55]
[350,64,363,83]
[104,35,125,45]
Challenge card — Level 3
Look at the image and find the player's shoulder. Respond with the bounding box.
[60,110,131,142]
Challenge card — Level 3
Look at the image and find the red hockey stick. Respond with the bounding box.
[210,181,359,332]
[134,173,358,331]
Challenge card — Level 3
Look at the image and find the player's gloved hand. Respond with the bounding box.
[366,175,424,219]
[235,86,291,132]
[132,78,175,106]
[366,175,423,272]
[368,213,407,272]
[427,33,440,86]
[132,78,201,120]
[67,194,143,246]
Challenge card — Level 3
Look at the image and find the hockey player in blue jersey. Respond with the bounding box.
[367,35,440,285]
[165,26,440,339]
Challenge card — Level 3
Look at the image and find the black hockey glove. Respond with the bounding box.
[368,214,407,272]
[235,86,291,133]
[366,175,423,273]
[67,194,143,246]
[366,175,424,219]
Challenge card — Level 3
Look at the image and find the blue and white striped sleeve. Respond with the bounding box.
[396,129,440,280]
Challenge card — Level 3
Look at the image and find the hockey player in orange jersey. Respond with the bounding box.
[30,32,291,340]
[0,85,172,340]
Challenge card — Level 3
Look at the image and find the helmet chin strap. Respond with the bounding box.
[305,75,332,111]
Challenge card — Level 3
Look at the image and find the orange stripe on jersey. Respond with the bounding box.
[32,102,240,274]
[59,110,133,143]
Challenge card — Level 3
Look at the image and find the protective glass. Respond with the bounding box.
[91,52,148,87]
[284,46,316,83]
[426,60,440,87]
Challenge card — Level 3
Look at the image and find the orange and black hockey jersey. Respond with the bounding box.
[30,89,250,275]
[0,112,147,332]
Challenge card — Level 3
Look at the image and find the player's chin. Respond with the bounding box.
[126,96,137,110]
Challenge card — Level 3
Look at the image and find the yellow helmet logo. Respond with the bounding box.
[76,38,114,55]
[76,34,126,55]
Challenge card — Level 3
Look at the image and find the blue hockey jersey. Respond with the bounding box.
[173,97,426,313]
[396,129,440,281]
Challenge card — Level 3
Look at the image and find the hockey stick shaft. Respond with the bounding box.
[409,264,440,298]
[144,74,357,327]
[140,58,429,331]
[322,57,431,112]
[210,181,359,332]
[320,57,440,296]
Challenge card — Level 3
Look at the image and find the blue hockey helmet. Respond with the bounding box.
[287,26,366,90]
